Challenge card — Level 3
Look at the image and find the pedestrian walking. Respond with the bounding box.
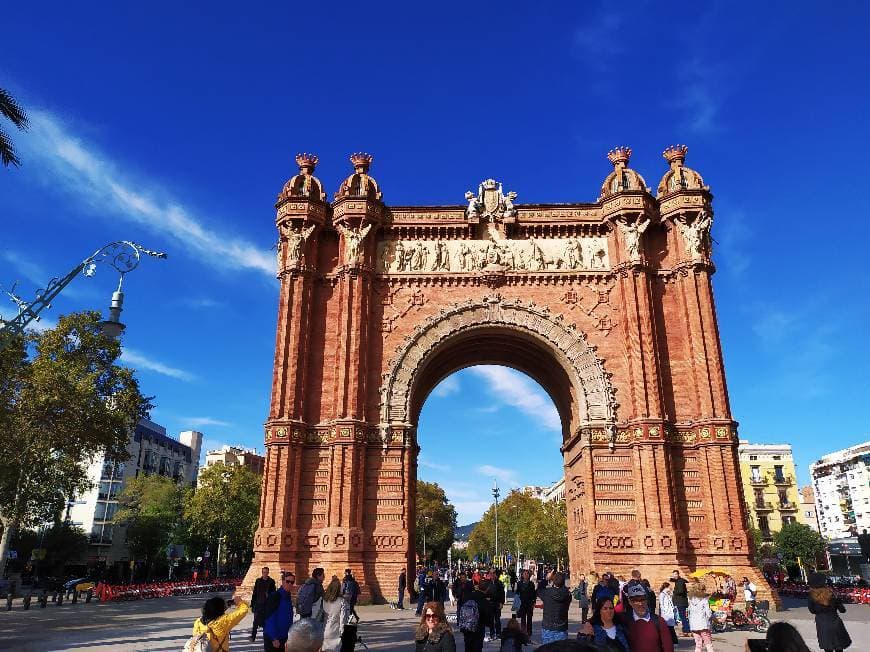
[624,583,674,652]
[188,595,250,652]
[262,573,295,652]
[578,595,629,652]
[398,569,407,610]
[515,570,537,637]
[808,573,852,652]
[537,570,572,644]
[592,574,615,606]
[572,573,590,622]
[296,568,326,619]
[341,569,360,621]
[416,601,457,652]
[687,581,715,652]
[658,581,679,645]
[459,577,491,652]
[452,571,473,611]
[321,577,348,652]
[251,567,277,641]
[486,569,506,640]
[670,569,690,636]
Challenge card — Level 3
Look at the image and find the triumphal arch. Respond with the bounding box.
[247,146,765,600]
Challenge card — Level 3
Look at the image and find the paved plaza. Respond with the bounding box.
[1,594,867,652]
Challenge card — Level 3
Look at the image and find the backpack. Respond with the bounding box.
[297,581,317,616]
[458,599,480,632]
[182,624,225,652]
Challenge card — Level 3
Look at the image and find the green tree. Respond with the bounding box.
[468,490,568,566]
[114,474,182,579]
[0,87,29,167]
[774,522,825,570]
[0,312,150,571]
[415,481,457,562]
[183,463,261,571]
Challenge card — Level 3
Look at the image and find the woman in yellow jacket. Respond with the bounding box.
[192,595,250,651]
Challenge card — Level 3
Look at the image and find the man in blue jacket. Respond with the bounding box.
[263,572,295,651]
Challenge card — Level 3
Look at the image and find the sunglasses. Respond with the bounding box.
[425,613,437,619]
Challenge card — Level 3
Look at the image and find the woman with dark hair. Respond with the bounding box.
[415,601,456,652]
[190,595,250,652]
[578,596,630,652]
[807,573,851,652]
[499,616,530,652]
[754,621,812,652]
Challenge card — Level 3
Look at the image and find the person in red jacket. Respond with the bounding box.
[624,584,674,652]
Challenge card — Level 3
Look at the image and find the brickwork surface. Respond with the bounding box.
[248,149,771,602]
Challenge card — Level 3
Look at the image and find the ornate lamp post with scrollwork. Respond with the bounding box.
[0,240,166,347]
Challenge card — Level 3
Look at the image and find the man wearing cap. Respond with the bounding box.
[625,583,674,652]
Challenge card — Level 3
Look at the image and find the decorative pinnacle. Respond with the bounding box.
[607,147,632,167]
[295,153,319,172]
[662,144,688,167]
[349,152,373,173]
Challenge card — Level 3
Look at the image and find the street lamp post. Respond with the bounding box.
[492,479,500,567]
[0,240,166,346]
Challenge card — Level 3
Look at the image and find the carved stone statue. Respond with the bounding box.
[529,239,546,271]
[464,179,519,223]
[337,223,372,265]
[458,242,474,271]
[500,243,515,269]
[564,238,583,268]
[503,191,518,218]
[676,210,712,259]
[393,240,406,271]
[617,216,650,262]
[484,238,502,266]
[465,191,482,220]
[285,223,316,266]
[432,240,450,271]
[410,240,428,271]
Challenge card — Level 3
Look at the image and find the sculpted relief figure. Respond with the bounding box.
[564,238,583,268]
[484,238,502,267]
[410,240,428,271]
[458,242,475,271]
[617,216,650,262]
[503,191,518,218]
[676,210,712,259]
[465,191,482,220]
[337,222,372,265]
[529,239,546,270]
[432,240,450,271]
[285,223,317,266]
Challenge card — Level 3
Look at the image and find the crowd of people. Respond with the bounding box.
[179,563,856,652]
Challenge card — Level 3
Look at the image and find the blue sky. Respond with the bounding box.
[2,2,869,524]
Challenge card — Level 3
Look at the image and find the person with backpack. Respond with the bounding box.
[624,583,674,652]
[262,572,295,651]
[341,569,360,621]
[537,570,572,644]
[297,568,326,620]
[250,567,277,641]
[188,595,250,652]
[572,573,590,623]
[459,576,491,652]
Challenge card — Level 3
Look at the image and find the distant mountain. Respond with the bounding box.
[454,522,478,541]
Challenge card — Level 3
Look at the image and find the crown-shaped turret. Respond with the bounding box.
[600,146,649,200]
[657,144,708,196]
[277,152,327,202]
[335,152,383,200]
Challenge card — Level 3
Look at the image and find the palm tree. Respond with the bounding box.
[0,88,29,167]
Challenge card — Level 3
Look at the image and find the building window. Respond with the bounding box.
[751,466,762,482]
[773,455,781,460]
[774,465,785,482]
[749,455,758,461]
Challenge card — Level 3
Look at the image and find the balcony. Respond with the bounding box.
[772,474,794,486]
[755,501,774,511]
[779,502,798,511]
[750,476,767,486]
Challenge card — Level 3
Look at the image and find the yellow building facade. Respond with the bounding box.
[737,441,803,541]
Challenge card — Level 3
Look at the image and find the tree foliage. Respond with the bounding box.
[0,87,29,167]
[114,474,183,576]
[13,523,88,574]
[183,463,261,565]
[0,312,150,568]
[774,522,825,568]
[415,480,457,562]
[468,490,568,565]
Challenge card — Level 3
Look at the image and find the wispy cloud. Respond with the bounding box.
[419,456,450,472]
[713,209,753,276]
[176,297,226,310]
[17,109,274,277]
[181,416,232,428]
[121,347,197,382]
[468,366,561,431]
[477,464,519,487]
[1,250,48,286]
[453,501,491,525]
[431,375,461,398]
[573,8,625,75]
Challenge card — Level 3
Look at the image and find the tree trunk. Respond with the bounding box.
[0,514,18,575]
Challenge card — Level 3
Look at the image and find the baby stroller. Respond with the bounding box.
[340,613,369,651]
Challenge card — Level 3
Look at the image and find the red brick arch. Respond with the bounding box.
[245,151,772,603]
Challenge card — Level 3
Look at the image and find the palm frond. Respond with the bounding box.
[0,88,29,129]
[0,127,22,167]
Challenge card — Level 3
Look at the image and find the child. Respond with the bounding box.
[687,581,714,652]
[658,581,679,645]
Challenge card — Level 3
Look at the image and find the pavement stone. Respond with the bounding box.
[1,594,867,651]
